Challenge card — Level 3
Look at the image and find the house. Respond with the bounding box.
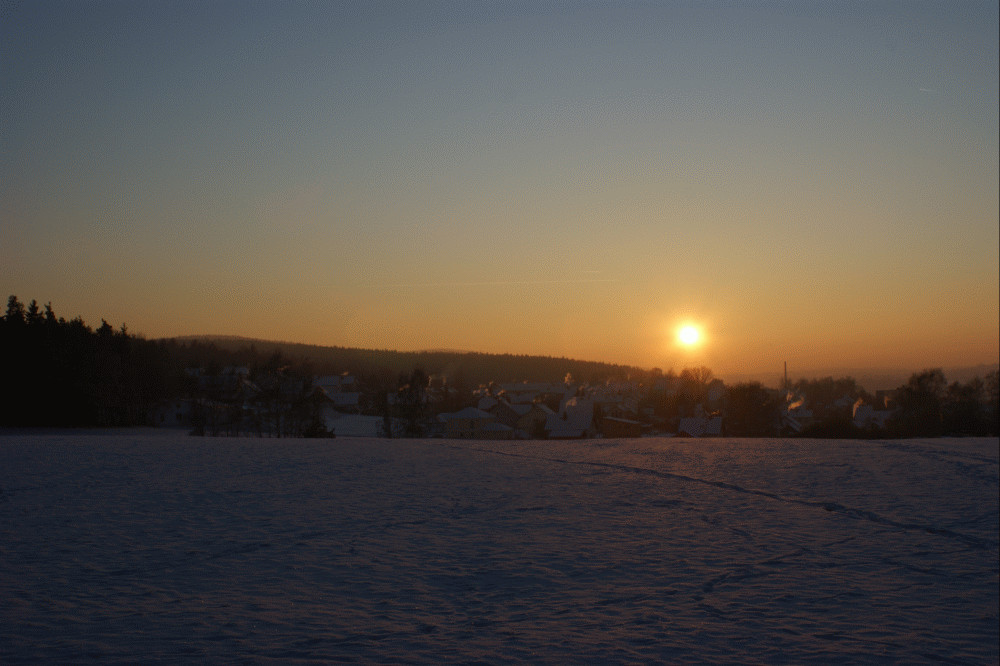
[478,421,515,440]
[322,404,399,437]
[600,416,643,438]
[677,416,723,438]
[314,373,356,392]
[492,399,532,427]
[492,399,553,438]
[322,392,360,411]
[314,374,361,412]
[590,387,638,420]
[852,401,892,431]
[545,396,597,439]
[653,375,681,396]
[498,381,569,396]
[781,394,815,434]
[151,398,195,428]
[525,403,555,438]
[437,407,505,439]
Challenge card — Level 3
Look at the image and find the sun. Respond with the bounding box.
[677,325,701,347]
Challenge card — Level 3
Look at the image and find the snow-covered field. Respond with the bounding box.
[1,433,997,664]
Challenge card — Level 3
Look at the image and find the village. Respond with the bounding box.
[155,365,920,440]
[4,295,994,437]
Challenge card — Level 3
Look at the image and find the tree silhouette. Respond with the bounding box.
[986,370,1000,435]
[1,296,178,427]
[724,382,779,436]
[397,368,429,436]
[891,369,946,437]
[942,378,980,435]
[5,295,26,324]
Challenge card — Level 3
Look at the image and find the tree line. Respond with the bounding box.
[717,370,998,438]
[0,296,175,427]
[176,335,643,388]
[0,296,338,435]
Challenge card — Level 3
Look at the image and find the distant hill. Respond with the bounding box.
[165,336,997,393]
[164,335,647,387]
[721,363,999,392]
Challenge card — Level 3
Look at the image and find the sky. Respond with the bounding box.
[2,0,998,379]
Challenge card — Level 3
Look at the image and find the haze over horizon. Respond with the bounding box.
[78,330,1000,393]
[3,1,998,377]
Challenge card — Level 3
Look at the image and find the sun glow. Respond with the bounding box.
[677,325,701,348]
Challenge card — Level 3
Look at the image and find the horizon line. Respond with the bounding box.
[161,334,999,377]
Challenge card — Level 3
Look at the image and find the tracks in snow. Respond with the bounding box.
[444,443,997,551]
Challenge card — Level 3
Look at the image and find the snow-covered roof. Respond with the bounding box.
[315,375,356,392]
[560,397,594,430]
[507,403,532,416]
[505,392,539,404]
[439,407,493,421]
[539,396,596,439]
[328,392,360,408]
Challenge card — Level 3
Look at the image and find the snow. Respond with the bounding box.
[1,432,996,663]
